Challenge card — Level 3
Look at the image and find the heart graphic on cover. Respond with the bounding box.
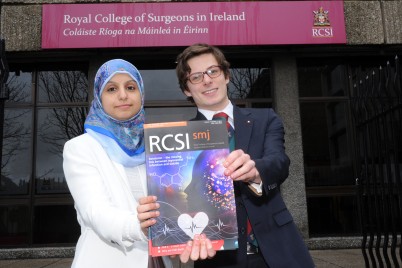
[177,212,209,239]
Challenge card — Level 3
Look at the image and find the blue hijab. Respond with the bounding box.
[84,59,145,167]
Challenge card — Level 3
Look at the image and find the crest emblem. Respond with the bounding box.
[313,7,330,26]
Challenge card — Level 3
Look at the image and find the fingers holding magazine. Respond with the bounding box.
[137,196,160,235]
[179,234,216,263]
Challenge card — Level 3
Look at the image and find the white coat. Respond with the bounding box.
[63,133,157,268]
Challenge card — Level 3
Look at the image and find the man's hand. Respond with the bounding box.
[223,149,261,184]
[179,234,216,263]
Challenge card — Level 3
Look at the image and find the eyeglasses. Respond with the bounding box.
[187,65,223,84]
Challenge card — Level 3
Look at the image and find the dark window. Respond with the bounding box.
[38,71,89,103]
[2,108,32,195]
[299,64,347,97]
[141,69,185,101]
[0,205,29,246]
[298,61,358,237]
[5,71,32,103]
[307,196,359,237]
[33,205,80,244]
[1,65,88,246]
[229,67,272,99]
[300,102,354,187]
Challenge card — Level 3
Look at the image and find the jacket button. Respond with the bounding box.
[240,227,246,234]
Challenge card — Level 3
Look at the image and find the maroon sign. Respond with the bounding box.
[42,1,346,49]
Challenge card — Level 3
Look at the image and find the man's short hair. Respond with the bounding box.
[175,43,231,96]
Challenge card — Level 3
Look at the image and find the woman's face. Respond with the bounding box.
[101,73,142,121]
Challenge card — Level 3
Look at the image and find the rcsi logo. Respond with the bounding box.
[312,7,333,38]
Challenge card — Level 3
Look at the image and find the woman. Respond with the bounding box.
[64,59,215,267]
[63,59,172,267]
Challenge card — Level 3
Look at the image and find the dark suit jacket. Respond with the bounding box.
[190,105,314,268]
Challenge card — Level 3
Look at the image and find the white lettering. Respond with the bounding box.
[137,26,171,34]
[133,13,146,23]
[63,14,92,26]
[63,28,97,36]
[312,27,333,37]
[94,14,133,25]
[147,13,195,25]
[148,134,190,152]
[209,11,246,21]
[149,136,161,153]
[99,28,122,37]
[183,25,208,34]
[161,134,174,151]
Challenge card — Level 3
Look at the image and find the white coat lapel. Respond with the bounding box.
[110,162,138,211]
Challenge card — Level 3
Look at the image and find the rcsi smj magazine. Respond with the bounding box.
[144,120,238,257]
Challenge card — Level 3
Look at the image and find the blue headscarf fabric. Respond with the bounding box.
[84,59,145,167]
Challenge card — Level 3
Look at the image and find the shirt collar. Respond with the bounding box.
[198,102,234,128]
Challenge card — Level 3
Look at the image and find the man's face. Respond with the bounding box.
[184,53,230,111]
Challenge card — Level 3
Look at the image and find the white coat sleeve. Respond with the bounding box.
[63,137,146,249]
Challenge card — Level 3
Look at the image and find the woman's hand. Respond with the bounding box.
[179,234,216,263]
[137,196,160,235]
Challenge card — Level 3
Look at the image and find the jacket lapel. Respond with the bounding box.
[193,111,207,121]
[233,106,253,152]
[111,161,138,210]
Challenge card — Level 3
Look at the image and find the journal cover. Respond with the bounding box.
[144,120,238,257]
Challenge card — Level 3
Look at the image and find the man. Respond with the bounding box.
[176,44,314,268]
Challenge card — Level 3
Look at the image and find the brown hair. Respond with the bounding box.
[176,43,230,94]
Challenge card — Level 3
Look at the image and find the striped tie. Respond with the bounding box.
[212,112,235,151]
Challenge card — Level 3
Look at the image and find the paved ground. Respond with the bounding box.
[311,249,365,267]
[0,249,367,268]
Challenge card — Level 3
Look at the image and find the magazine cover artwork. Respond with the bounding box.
[144,120,238,257]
